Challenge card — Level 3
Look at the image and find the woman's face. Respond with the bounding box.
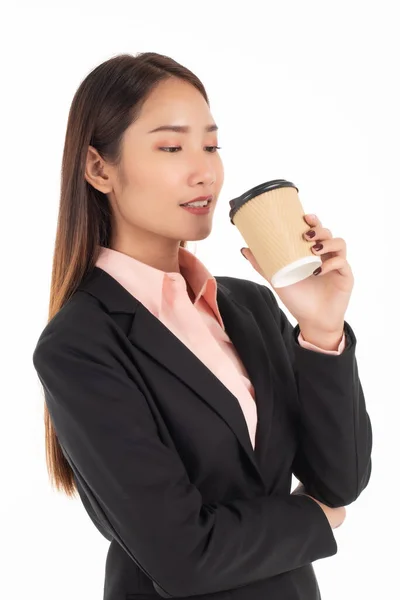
[92,77,224,254]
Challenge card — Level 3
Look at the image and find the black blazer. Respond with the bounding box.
[32,266,372,600]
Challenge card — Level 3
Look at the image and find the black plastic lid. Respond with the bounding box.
[228,179,299,224]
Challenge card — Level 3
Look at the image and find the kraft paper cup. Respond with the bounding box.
[229,179,322,288]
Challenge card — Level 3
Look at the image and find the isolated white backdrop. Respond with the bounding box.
[2,1,398,599]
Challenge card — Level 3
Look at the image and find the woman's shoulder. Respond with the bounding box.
[32,289,113,369]
[215,275,278,314]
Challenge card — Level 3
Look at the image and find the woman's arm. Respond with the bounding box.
[291,483,346,529]
[258,283,373,508]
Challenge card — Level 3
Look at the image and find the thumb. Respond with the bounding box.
[240,247,267,279]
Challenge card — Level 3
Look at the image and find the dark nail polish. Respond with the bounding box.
[313,266,322,275]
[312,243,323,251]
[306,230,316,238]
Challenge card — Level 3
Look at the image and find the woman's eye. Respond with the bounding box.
[160,147,181,153]
[159,146,221,153]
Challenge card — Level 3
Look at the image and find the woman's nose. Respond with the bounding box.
[192,161,216,186]
[197,172,215,186]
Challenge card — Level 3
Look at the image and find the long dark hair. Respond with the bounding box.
[43,52,210,496]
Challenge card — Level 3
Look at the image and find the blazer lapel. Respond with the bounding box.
[214,283,275,466]
[78,267,275,486]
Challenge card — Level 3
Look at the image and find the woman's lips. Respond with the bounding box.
[180,201,211,215]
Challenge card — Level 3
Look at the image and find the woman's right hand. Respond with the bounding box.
[291,483,346,529]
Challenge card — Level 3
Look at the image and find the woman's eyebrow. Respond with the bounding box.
[148,124,218,134]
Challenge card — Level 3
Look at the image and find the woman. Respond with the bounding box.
[32,52,372,600]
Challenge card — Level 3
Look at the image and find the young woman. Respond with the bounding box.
[32,52,372,600]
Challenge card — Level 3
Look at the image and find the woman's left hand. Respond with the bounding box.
[241,214,354,336]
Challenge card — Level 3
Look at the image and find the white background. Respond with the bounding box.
[2,1,398,598]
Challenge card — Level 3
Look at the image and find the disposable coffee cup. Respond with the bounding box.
[229,179,322,288]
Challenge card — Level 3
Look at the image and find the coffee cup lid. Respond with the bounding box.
[228,179,299,224]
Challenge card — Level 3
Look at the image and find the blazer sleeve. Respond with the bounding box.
[258,284,373,508]
[32,302,337,599]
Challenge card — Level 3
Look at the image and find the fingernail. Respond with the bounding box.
[312,243,323,251]
[313,266,322,275]
[306,230,316,238]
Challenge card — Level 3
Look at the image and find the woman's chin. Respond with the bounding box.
[184,227,213,242]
